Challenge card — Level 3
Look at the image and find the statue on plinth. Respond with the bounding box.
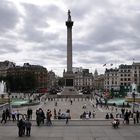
[68,10,71,21]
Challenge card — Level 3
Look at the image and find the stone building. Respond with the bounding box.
[74,68,93,90]
[132,63,140,91]
[104,63,140,92]
[118,64,132,88]
[47,70,57,89]
[0,61,15,78]
[94,74,104,90]
[104,68,119,90]
[7,63,48,89]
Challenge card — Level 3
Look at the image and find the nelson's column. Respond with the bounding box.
[63,10,76,94]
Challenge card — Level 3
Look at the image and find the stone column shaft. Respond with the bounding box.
[67,27,72,72]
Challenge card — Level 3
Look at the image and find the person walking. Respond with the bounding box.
[133,112,136,124]
[6,108,11,121]
[25,119,32,136]
[17,119,24,137]
[11,110,16,122]
[136,110,140,123]
[65,109,70,124]
[16,110,20,121]
[1,110,6,124]
[46,110,52,126]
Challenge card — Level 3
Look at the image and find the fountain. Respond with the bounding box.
[0,81,9,104]
[125,83,140,102]
[0,80,6,95]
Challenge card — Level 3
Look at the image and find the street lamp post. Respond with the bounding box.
[132,89,135,113]
[8,91,11,113]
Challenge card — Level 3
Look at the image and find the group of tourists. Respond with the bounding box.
[105,108,140,126]
[122,109,140,124]
[35,108,53,126]
[80,111,95,119]
[1,108,33,124]
[17,117,32,137]
[35,107,71,126]
[1,108,10,124]
[0,108,32,137]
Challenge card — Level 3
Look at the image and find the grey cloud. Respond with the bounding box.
[73,42,91,52]
[75,55,109,65]
[22,3,49,28]
[0,42,19,54]
[0,0,19,33]
[64,0,110,20]
[27,41,66,54]
[1,0,140,76]
[21,3,63,43]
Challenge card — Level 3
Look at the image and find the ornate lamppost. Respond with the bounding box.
[132,89,136,113]
[8,91,11,113]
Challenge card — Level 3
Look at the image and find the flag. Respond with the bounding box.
[103,64,106,67]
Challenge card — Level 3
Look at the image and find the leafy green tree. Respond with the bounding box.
[110,88,114,98]
[119,85,127,97]
[58,77,65,87]
[5,72,37,92]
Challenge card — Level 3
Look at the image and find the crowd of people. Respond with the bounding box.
[35,108,71,126]
[1,108,33,124]
[0,108,32,137]
[1,97,140,137]
[105,108,140,126]
[17,117,32,137]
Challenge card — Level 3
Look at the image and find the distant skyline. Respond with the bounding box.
[0,0,140,76]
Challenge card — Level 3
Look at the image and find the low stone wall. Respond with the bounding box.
[0,103,10,117]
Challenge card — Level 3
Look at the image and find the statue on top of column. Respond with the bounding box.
[68,10,71,21]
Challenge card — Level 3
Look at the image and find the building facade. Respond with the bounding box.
[104,63,140,92]
[7,63,48,90]
[132,63,140,91]
[118,64,132,88]
[74,68,93,90]
[47,70,57,89]
[0,61,15,78]
[94,74,104,90]
[104,68,119,90]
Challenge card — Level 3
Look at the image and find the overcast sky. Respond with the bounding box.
[0,0,140,76]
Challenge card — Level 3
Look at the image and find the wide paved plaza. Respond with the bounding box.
[0,96,140,140]
[8,97,129,120]
[0,123,140,140]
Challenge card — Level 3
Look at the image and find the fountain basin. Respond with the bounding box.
[11,99,40,108]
